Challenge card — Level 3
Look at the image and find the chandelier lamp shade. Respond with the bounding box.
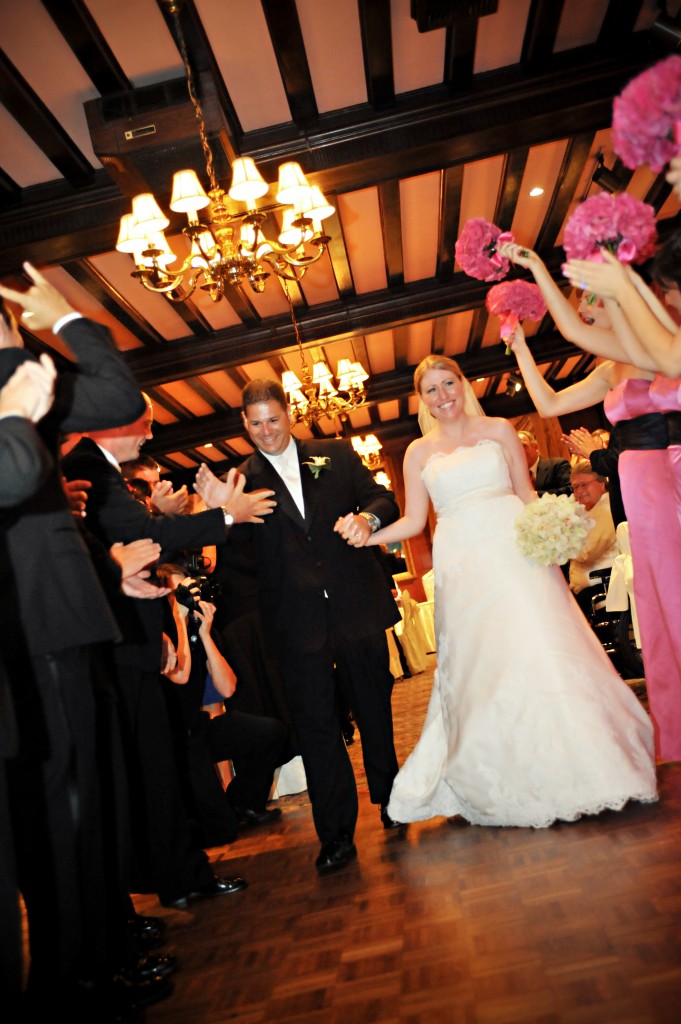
[115,5,334,301]
[351,433,383,470]
[282,354,369,429]
[280,281,369,429]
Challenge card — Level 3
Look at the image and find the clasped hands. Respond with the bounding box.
[333,512,371,548]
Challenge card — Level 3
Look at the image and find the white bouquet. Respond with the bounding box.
[515,493,593,566]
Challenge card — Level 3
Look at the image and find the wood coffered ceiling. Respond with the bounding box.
[1,0,680,473]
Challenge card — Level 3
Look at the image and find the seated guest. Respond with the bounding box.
[517,429,572,496]
[158,566,290,847]
[569,460,619,618]
[562,425,625,528]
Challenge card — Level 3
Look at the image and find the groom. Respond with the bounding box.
[194,378,404,873]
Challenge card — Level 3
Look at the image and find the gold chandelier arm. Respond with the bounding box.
[133,268,187,295]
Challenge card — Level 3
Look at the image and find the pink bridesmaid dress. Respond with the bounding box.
[605,376,681,763]
[649,373,681,528]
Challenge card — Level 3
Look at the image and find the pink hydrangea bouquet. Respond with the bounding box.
[515,493,593,566]
[486,280,547,353]
[612,54,681,172]
[455,218,514,282]
[562,191,657,265]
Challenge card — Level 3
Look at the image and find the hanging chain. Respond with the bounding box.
[281,279,308,371]
[171,6,219,193]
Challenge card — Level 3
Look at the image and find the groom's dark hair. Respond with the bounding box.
[242,378,287,411]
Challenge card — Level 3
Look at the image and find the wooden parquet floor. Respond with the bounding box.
[137,656,681,1024]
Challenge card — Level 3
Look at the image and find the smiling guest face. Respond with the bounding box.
[419,367,464,421]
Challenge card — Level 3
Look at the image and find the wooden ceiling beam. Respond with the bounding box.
[358,0,394,110]
[0,51,94,187]
[262,0,318,127]
[0,50,658,270]
[41,0,131,95]
[141,331,583,455]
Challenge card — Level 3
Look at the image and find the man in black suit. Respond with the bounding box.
[0,268,168,1016]
[194,378,403,874]
[62,397,275,908]
[0,350,57,1006]
[517,429,572,496]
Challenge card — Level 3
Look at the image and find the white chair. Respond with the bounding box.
[395,589,428,674]
[421,568,434,603]
[606,522,641,648]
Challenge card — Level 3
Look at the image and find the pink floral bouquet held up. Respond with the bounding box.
[612,54,681,172]
[455,218,514,282]
[562,191,657,265]
[486,280,547,353]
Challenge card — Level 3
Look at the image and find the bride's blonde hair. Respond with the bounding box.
[414,355,462,395]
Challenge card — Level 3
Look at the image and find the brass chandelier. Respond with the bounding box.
[115,3,334,301]
[281,283,368,429]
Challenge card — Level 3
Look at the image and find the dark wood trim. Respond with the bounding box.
[261,0,318,127]
[41,0,131,95]
[0,51,94,186]
[358,0,394,109]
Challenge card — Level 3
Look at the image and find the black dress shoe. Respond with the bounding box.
[111,971,173,1011]
[160,874,248,909]
[119,952,179,982]
[235,805,282,827]
[380,804,407,830]
[128,912,166,948]
[315,835,357,874]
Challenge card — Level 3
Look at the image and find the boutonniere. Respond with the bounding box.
[303,456,331,479]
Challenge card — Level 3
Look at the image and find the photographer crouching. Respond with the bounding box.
[156,565,292,850]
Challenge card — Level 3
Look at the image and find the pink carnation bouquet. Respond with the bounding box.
[612,54,681,171]
[455,218,514,281]
[486,280,547,353]
[562,192,657,265]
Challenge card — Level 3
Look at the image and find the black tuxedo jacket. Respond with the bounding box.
[236,438,400,653]
[63,437,228,669]
[0,416,52,758]
[534,456,572,497]
[0,417,52,508]
[0,317,146,659]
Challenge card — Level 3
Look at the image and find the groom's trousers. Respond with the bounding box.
[279,630,398,845]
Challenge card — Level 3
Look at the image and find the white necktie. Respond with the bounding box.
[273,449,305,516]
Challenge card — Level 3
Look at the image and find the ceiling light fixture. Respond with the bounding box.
[591,152,627,194]
[351,433,383,470]
[115,1,334,301]
[506,371,523,397]
[280,282,368,429]
[529,187,544,197]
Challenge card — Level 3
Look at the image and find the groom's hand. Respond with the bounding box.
[334,512,371,548]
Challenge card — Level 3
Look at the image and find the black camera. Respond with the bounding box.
[175,575,222,614]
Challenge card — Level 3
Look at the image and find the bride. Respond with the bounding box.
[366,355,657,828]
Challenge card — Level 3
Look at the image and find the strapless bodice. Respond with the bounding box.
[604,377,653,425]
[422,439,513,517]
[648,373,681,415]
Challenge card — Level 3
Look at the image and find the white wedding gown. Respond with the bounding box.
[387,440,657,828]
